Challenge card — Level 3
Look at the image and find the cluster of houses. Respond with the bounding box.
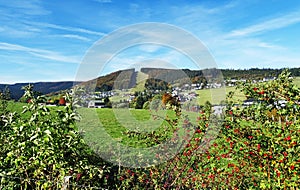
[87,100,106,108]
[226,77,276,87]
[79,76,278,109]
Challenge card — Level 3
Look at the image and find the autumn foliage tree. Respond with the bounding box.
[162,93,179,108]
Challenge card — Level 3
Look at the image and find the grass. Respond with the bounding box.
[294,77,300,87]
[77,108,180,166]
[195,76,300,106]
[5,76,299,152]
[131,71,148,92]
[6,101,27,113]
[78,108,167,147]
[196,86,245,105]
[76,107,204,167]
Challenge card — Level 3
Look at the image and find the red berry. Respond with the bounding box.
[290,165,295,170]
[208,174,214,179]
[76,173,82,182]
[277,172,280,177]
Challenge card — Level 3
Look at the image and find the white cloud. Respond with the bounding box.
[0,42,80,64]
[168,2,300,69]
[93,0,112,3]
[0,0,51,16]
[26,21,106,36]
[61,34,91,42]
[228,10,300,37]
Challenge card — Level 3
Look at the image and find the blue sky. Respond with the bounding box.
[1,0,300,83]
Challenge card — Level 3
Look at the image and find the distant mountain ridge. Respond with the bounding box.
[1,67,300,100]
[0,82,75,100]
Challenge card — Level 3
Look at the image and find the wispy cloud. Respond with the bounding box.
[25,21,106,36]
[0,42,80,64]
[0,25,38,38]
[93,0,112,3]
[0,0,51,16]
[228,10,300,37]
[60,34,91,42]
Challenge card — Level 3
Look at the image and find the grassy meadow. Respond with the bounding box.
[196,86,245,105]
[6,77,300,151]
[77,108,199,149]
[294,76,300,86]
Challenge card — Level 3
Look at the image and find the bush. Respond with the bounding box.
[1,70,299,189]
[0,85,110,189]
[115,70,300,189]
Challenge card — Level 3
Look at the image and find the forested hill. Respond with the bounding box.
[221,68,300,79]
[1,67,300,100]
[78,68,136,91]
[142,67,300,80]
[0,82,74,100]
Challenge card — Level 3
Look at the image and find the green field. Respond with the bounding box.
[131,71,149,92]
[77,108,199,149]
[6,76,300,148]
[195,77,300,105]
[196,86,245,105]
[294,77,300,87]
[2,75,299,189]
[75,107,203,167]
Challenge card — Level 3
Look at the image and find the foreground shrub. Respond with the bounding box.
[116,70,300,189]
[0,85,109,189]
[217,70,300,189]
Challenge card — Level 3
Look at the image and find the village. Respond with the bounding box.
[83,76,278,111]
